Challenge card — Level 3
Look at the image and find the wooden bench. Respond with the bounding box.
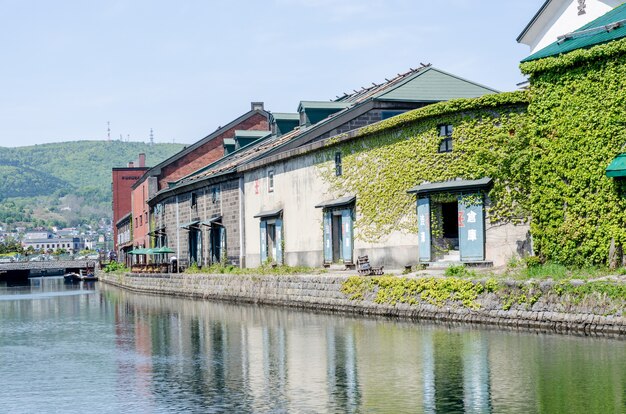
[357,255,384,276]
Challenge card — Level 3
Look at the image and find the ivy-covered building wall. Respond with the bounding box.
[242,92,531,268]
[521,38,626,267]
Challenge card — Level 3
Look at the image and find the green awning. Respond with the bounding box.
[606,153,626,177]
[152,247,175,254]
[129,248,148,255]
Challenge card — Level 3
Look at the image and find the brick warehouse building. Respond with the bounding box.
[127,102,270,254]
[112,153,148,253]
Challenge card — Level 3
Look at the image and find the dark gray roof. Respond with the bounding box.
[253,208,283,218]
[407,178,492,195]
[179,220,200,229]
[314,195,356,209]
[201,215,222,225]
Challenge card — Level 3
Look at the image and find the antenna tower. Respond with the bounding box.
[150,128,154,146]
[107,121,111,141]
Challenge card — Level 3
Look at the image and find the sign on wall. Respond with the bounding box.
[417,197,431,262]
[458,193,485,261]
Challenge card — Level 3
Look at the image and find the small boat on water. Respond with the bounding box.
[64,271,98,282]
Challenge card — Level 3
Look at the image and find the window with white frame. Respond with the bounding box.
[268,170,274,192]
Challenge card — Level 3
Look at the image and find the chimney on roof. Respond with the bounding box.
[251,102,264,111]
[128,161,134,168]
[138,153,146,168]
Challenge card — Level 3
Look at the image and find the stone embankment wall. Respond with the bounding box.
[99,272,626,336]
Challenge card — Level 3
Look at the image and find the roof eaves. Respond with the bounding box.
[148,169,236,205]
[141,108,269,178]
[521,3,626,63]
[517,0,553,42]
[171,132,276,184]
[244,99,375,162]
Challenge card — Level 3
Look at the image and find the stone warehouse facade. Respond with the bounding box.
[122,103,269,255]
[240,94,531,269]
[151,175,243,269]
[145,65,499,270]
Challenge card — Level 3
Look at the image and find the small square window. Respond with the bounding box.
[211,187,220,203]
[438,124,453,153]
[268,170,274,192]
[335,152,342,176]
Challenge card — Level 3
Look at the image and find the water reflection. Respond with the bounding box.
[0,281,624,413]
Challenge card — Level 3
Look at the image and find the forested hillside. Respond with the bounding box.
[0,140,185,228]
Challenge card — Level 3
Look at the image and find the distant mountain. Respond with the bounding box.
[0,140,185,228]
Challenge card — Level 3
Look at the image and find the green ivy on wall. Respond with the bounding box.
[521,37,626,266]
[315,92,530,243]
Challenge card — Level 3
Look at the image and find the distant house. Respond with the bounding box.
[517,0,624,54]
[24,231,51,240]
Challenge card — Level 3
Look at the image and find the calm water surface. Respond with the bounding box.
[0,277,624,413]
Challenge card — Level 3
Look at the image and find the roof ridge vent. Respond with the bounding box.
[557,19,626,44]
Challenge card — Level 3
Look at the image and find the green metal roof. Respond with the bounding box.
[606,153,626,177]
[271,112,299,121]
[523,3,626,62]
[223,138,235,145]
[234,130,271,138]
[375,68,498,102]
[297,101,351,111]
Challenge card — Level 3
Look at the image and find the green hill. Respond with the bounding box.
[0,165,71,198]
[0,140,185,228]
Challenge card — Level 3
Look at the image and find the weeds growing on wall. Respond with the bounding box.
[341,275,625,313]
[316,92,530,242]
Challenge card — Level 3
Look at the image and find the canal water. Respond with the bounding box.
[0,277,624,413]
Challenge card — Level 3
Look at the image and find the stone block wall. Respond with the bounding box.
[100,272,626,336]
[157,179,241,267]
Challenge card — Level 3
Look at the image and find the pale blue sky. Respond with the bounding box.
[0,0,542,147]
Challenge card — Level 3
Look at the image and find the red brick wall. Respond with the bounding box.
[158,113,268,189]
[131,180,151,250]
[112,167,147,251]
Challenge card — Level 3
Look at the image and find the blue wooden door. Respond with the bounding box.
[275,218,283,265]
[458,194,485,261]
[323,211,332,264]
[341,209,353,263]
[219,227,226,263]
[417,197,431,262]
[260,220,267,264]
[197,229,203,266]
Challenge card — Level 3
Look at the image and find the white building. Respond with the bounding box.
[22,237,83,253]
[518,0,624,53]
[24,231,51,240]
